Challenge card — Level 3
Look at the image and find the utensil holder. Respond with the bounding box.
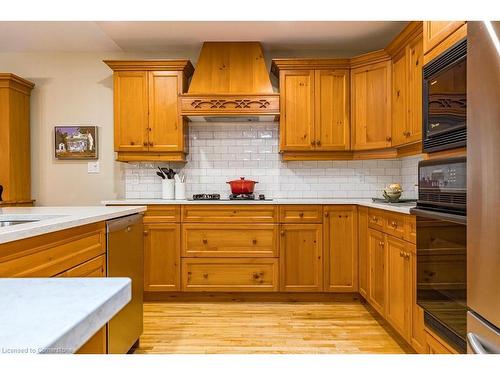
[162,179,175,200]
[175,182,186,200]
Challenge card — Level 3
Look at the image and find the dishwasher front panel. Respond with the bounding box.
[106,214,144,354]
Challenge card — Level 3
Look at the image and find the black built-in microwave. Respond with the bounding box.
[423,39,467,153]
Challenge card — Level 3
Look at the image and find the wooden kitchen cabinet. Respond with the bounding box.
[323,206,358,292]
[423,21,466,55]
[104,60,194,162]
[0,74,35,204]
[386,235,411,340]
[279,69,315,151]
[351,58,392,150]
[143,223,181,292]
[314,69,350,150]
[358,206,369,299]
[280,224,323,292]
[391,30,423,147]
[181,224,278,258]
[368,228,386,315]
[279,205,323,223]
[410,243,427,353]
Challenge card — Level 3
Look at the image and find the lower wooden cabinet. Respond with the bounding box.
[280,224,323,292]
[367,228,386,315]
[323,205,358,292]
[426,329,459,354]
[143,223,181,292]
[358,206,369,299]
[410,243,427,353]
[182,258,278,292]
[386,236,411,340]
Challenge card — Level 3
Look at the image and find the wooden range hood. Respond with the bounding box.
[179,42,279,121]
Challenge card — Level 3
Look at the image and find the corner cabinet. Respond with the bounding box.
[351,54,392,150]
[104,60,194,162]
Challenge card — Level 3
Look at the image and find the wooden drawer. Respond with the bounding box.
[56,255,106,277]
[368,209,384,231]
[182,224,278,257]
[404,215,416,244]
[144,205,181,223]
[384,213,406,239]
[0,222,106,277]
[426,329,458,354]
[279,205,323,223]
[182,205,277,223]
[182,258,278,292]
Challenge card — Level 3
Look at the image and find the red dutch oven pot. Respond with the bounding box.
[226,177,258,195]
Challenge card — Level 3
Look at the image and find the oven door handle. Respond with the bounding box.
[410,208,467,225]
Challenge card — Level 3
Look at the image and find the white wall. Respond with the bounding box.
[0,51,197,205]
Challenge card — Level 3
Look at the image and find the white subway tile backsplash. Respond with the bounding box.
[124,122,421,200]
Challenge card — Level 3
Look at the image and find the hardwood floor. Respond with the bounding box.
[135,297,413,354]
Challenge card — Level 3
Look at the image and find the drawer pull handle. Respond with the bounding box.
[281,230,285,236]
[391,221,398,227]
[252,239,257,244]
[372,216,378,222]
[143,230,149,236]
[299,212,304,218]
[325,212,329,217]
[203,273,208,279]
[202,239,208,244]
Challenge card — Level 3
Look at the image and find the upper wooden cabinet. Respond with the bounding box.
[323,206,358,292]
[389,23,423,148]
[272,60,351,155]
[423,21,466,55]
[0,74,34,205]
[104,60,194,162]
[351,53,392,150]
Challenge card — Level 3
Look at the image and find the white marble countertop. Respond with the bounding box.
[102,198,415,215]
[0,206,146,244]
[0,278,131,354]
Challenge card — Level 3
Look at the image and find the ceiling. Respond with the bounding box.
[0,21,408,57]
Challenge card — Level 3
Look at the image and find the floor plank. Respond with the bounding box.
[135,299,413,354]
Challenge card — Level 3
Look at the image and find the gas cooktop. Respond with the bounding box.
[190,193,271,201]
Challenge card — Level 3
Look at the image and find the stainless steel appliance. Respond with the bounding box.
[466,21,500,354]
[106,214,144,354]
[410,156,467,353]
[423,38,467,153]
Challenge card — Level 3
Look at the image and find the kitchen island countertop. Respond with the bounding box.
[102,198,415,215]
[0,206,146,244]
[0,277,131,354]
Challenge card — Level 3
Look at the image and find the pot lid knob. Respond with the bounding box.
[240,177,245,180]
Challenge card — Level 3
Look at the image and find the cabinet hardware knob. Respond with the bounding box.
[325,212,329,217]
[372,216,378,222]
[252,272,260,279]
[316,140,321,146]
[400,250,404,257]
[396,90,400,97]
[386,136,392,142]
[311,140,316,146]
[203,273,208,278]
[280,230,285,236]
[143,230,149,236]
[252,239,257,244]
[143,142,148,146]
[299,212,304,218]
[130,141,135,145]
[202,239,208,244]
[149,142,153,146]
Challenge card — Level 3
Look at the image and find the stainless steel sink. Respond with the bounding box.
[0,220,39,227]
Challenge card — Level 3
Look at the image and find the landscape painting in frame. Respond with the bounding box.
[55,126,98,160]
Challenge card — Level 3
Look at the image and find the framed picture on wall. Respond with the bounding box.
[54,126,98,160]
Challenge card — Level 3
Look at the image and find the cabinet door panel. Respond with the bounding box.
[315,70,350,150]
[149,71,183,152]
[280,224,323,292]
[409,243,426,353]
[113,71,148,152]
[144,223,181,291]
[323,206,358,292]
[407,35,423,143]
[386,235,410,339]
[352,62,391,150]
[368,228,386,315]
[358,206,369,299]
[280,70,315,151]
[391,50,408,147]
[423,21,465,55]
